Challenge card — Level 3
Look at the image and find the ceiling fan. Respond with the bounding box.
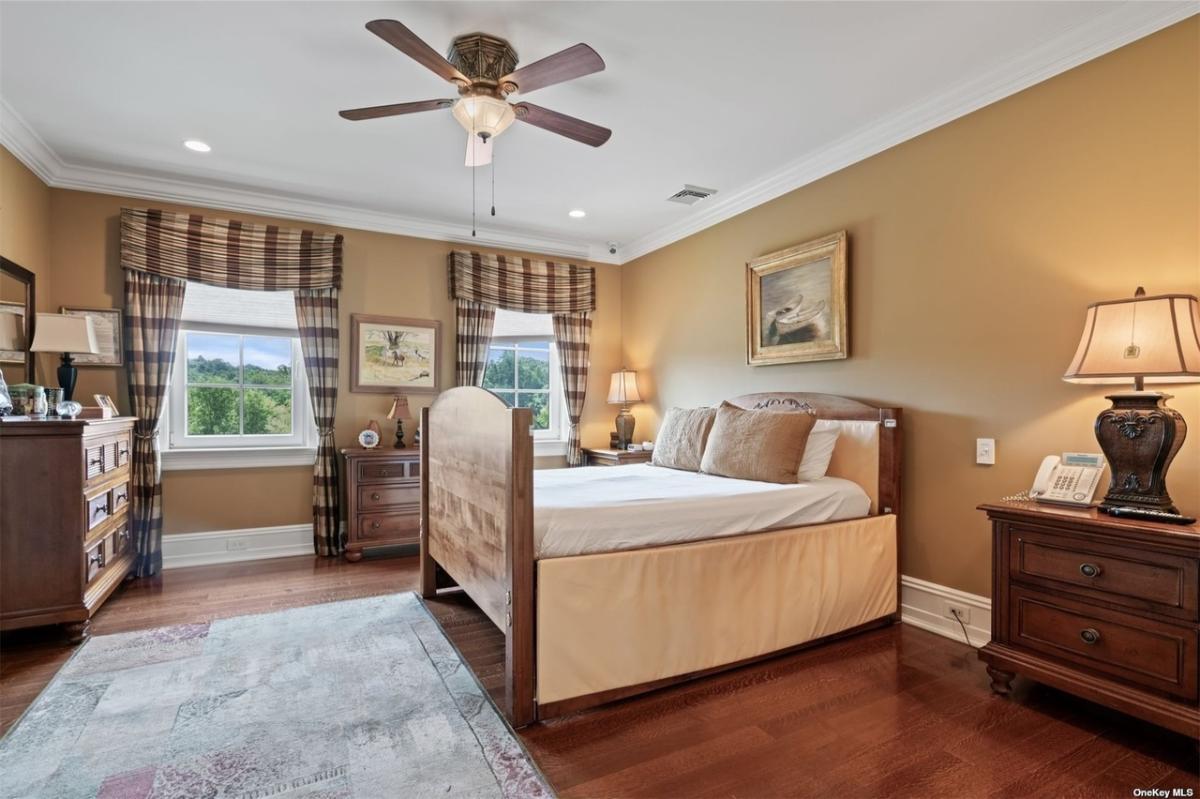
[340,20,611,165]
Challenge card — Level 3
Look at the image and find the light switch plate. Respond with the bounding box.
[976,438,995,465]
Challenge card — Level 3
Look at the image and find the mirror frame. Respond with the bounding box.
[0,256,36,383]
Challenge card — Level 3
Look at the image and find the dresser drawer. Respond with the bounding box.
[1010,587,1197,700]
[85,537,107,584]
[1010,527,1198,620]
[86,491,112,531]
[110,522,132,559]
[85,444,106,480]
[110,483,130,515]
[356,457,419,483]
[353,512,420,544]
[358,483,418,511]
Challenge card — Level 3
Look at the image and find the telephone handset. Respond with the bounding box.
[1029,454,1104,507]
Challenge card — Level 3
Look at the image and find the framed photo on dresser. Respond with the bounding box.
[746,230,848,365]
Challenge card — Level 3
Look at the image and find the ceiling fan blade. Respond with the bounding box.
[501,43,604,95]
[339,99,455,121]
[365,20,467,85]
[513,102,611,147]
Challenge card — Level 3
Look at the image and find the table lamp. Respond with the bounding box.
[29,313,99,402]
[387,394,413,448]
[1063,287,1200,513]
[607,368,642,449]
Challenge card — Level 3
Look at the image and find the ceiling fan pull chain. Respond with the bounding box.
[471,121,477,237]
[491,146,496,217]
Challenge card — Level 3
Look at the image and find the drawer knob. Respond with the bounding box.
[1079,628,1101,645]
[371,492,381,501]
[371,520,381,529]
[89,457,102,467]
[88,551,104,567]
[380,470,390,477]
[93,505,107,517]
[1078,563,1102,578]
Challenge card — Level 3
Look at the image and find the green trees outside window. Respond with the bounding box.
[185,332,293,436]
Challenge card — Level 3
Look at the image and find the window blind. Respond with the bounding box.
[180,282,298,331]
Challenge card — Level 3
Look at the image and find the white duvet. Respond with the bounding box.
[533,463,871,559]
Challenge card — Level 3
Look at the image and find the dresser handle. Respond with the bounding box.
[379,470,390,477]
[88,457,103,467]
[1078,563,1102,578]
[1079,628,1101,645]
[88,550,105,567]
[371,520,381,529]
[93,505,108,517]
[118,529,129,541]
[371,492,381,501]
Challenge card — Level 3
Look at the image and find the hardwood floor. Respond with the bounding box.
[2,554,1196,798]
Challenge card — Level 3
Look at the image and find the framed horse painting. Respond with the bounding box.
[746,231,848,365]
[350,314,442,394]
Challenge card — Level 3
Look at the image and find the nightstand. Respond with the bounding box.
[978,501,1199,738]
[341,447,421,561]
[584,447,653,467]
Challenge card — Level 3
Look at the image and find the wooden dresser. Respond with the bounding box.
[340,447,421,561]
[0,416,136,642]
[978,502,1199,738]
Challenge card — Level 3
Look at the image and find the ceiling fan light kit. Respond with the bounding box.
[452,95,515,140]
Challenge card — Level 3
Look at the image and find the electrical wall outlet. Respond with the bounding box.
[943,601,971,625]
[975,438,995,465]
[226,538,251,552]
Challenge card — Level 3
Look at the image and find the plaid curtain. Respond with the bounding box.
[455,299,496,387]
[552,312,593,466]
[124,270,186,577]
[448,250,595,313]
[295,288,341,556]
[122,208,344,559]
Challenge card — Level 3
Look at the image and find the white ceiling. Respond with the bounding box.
[0,2,1193,263]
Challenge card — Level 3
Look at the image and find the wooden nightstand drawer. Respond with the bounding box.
[357,459,412,483]
[1010,527,1198,621]
[358,484,418,511]
[354,512,419,544]
[1010,586,1197,700]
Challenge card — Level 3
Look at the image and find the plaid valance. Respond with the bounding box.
[121,208,343,290]
[448,250,595,313]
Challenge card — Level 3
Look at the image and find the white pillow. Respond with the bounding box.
[797,420,840,481]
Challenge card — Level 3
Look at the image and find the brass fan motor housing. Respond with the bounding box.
[447,33,519,97]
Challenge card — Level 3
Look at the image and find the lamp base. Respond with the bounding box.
[1094,392,1185,513]
[614,407,636,450]
[57,354,78,403]
[393,420,406,449]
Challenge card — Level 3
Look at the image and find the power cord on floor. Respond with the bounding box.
[950,608,972,648]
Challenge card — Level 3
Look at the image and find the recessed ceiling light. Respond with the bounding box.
[568,209,586,218]
[183,139,211,153]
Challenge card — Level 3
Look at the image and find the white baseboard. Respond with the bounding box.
[900,574,991,648]
[162,524,313,569]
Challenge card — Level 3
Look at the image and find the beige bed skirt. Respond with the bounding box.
[536,513,898,704]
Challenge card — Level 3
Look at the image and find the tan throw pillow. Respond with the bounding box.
[651,407,717,471]
[700,402,816,484]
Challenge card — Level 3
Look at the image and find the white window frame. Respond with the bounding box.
[161,321,317,470]
[484,334,569,457]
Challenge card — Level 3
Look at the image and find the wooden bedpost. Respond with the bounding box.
[419,406,436,599]
[878,408,903,621]
[505,408,537,728]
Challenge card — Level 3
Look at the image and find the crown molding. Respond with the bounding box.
[3,3,1194,267]
[619,2,1199,264]
[0,98,619,265]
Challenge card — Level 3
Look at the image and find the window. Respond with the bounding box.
[163,284,316,469]
[481,310,566,445]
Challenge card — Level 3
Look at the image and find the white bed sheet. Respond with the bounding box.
[533,463,871,559]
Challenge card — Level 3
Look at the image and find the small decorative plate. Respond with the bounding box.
[358,428,380,449]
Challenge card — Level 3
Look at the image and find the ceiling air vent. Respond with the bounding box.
[666,185,718,205]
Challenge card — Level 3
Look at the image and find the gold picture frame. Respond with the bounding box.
[350,314,441,394]
[746,231,848,365]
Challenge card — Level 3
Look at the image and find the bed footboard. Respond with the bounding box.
[420,388,536,727]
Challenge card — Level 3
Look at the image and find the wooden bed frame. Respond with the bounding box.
[420,389,902,727]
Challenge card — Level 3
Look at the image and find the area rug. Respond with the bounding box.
[0,593,551,798]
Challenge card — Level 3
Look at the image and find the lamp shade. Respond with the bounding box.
[607,369,642,404]
[29,313,99,355]
[1063,290,1200,386]
[386,394,412,420]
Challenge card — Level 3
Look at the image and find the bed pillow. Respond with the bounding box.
[651,407,717,471]
[700,402,816,484]
[797,420,841,481]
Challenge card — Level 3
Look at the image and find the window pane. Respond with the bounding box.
[243,336,292,386]
[517,348,551,390]
[187,387,240,435]
[482,348,516,390]
[517,392,550,430]
[186,332,239,384]
[491,390,515,407]
[244,388,292,435]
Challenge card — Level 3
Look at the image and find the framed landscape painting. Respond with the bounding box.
[746,230,848,365]
[351,314,441,394]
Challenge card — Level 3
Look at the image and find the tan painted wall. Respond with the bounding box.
[620,20,1200,597]
[0,147,54,386]
[45,189,622,533]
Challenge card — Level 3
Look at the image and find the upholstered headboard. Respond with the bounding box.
[726,393,902,517]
